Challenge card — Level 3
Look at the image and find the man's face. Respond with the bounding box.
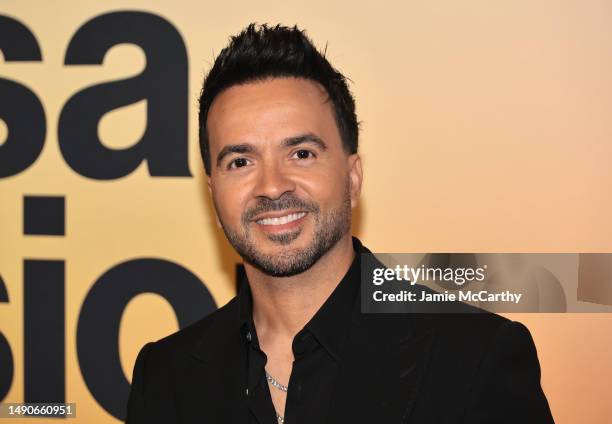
[206,77,362,277]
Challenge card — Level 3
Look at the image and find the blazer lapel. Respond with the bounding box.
[380,329,435,423]
[327,316,435,424]
[176,329,249,424]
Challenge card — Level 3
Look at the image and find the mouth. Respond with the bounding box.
[253,211,308,233]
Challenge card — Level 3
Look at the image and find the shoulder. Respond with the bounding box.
[417,311,532,356]
[127,294,241,422]
[141,295,240,362]
[359,303,525,357]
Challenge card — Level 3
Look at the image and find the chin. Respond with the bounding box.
[259,228,306,247]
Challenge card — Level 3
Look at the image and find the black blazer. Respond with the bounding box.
[126,294,554,423]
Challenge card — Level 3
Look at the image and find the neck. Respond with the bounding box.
[245,234,355,342]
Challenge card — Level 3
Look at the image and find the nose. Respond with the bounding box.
[253,161,296,200]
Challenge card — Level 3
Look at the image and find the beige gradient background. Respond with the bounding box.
[1,0,611,422]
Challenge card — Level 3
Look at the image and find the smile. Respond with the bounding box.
[256,212,307,226]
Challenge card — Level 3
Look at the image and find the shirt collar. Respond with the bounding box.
[237,236,368,361]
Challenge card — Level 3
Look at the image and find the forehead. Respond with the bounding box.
[206,77,338,147]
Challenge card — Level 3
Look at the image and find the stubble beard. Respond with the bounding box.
[216,184,352,277]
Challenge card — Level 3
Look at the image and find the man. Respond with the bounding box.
[126,24,554,423]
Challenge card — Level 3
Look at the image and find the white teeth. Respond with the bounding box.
[257,212,306,226]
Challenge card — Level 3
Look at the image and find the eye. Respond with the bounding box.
[228,157,250,169]
[292,149,315,160]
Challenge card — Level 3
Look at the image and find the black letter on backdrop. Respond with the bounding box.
[24,260,65,404]
[0,274,13,401]
[59,11,190,180]
[0,16,46,178]
[77,259,216,420]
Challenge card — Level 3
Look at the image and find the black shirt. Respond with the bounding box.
[237,237,364,424]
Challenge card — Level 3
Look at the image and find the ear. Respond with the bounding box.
[207,178,223,229]
[347,154,363,208]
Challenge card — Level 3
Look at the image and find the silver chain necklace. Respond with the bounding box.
[265,371,288,392]
[265,370,288,423]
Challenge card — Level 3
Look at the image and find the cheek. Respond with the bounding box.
[297,168,348,207]
[212,181,250,225]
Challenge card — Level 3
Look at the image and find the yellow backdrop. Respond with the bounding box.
[1,1,611,423]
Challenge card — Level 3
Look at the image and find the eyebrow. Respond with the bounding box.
[216,133,328,168]
[281,133,328,151]
[216,143,254,167]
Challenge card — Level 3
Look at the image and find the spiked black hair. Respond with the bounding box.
[198,23,359,175]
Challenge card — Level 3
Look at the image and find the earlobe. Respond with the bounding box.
[215,214,222,229]
[206,178,222,228]
[348,154,363,208]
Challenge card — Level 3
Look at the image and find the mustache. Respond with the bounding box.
[243,194,320,223]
